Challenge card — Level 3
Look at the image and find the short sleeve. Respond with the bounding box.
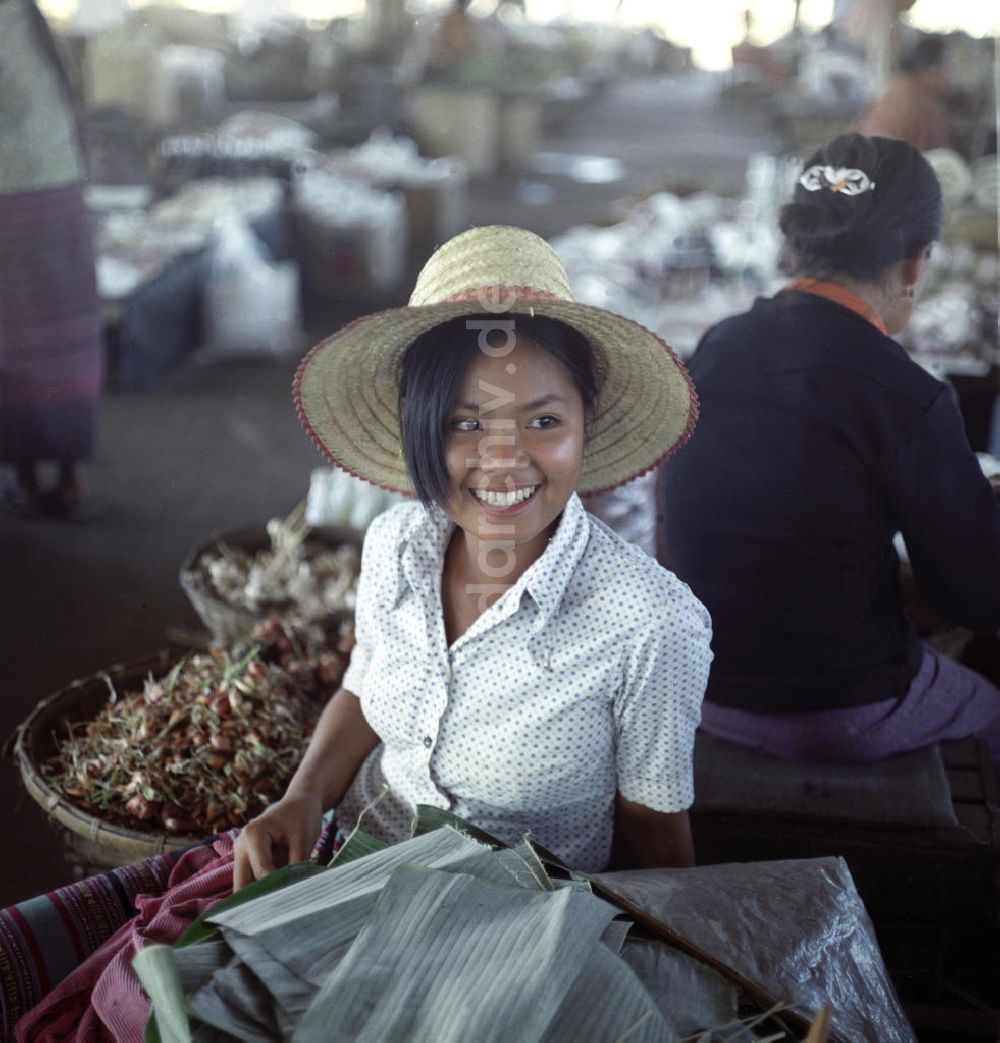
[613,595,712,812]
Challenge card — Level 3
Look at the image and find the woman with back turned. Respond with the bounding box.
[661,132,1000,768]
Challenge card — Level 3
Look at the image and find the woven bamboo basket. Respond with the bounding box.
[179,524,364,649]
[14,651,201,874]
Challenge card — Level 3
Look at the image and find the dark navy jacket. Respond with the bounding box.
[661,290,1000,712]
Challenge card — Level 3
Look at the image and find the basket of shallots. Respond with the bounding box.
[15,625,352,873]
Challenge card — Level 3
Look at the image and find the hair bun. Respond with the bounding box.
[779,133,942,282]
[779,199,864,273]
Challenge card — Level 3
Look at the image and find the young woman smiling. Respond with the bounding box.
[233,225,712,887]
[11,226,712,1040]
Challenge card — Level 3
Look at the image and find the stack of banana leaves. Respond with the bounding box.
[135,809,914,1043]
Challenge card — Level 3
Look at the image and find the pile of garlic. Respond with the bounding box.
[196,509,360,625]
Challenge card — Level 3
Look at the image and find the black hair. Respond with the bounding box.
[899,35,946,75]
[398,313,602,506]
[778,132,942,283]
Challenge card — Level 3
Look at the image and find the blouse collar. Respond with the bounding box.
[784,277,888,335]
[400,492,590,634]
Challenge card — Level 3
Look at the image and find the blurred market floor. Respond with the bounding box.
[0,70,779,907]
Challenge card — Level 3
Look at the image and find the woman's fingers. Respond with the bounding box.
[287,832,312,865]
[232,843,255,892]
[231,796,322,891]
[247,833,278,882]
[233,823,276,892]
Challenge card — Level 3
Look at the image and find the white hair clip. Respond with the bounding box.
[799,165,876,196]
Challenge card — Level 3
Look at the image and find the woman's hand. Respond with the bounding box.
[231,686,380,892]
[233,792,324,892]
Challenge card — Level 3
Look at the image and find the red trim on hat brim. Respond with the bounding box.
[293,308,418,496]
[575,306,700,496]
[292,298,700,498]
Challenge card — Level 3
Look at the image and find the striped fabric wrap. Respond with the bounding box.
[0,182,103,464]
[4,818,340,1041]
[0,851,179,1040]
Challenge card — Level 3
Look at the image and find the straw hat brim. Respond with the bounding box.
[294,296,697,497]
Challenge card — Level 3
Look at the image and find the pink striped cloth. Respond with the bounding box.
[16,833,237,1043]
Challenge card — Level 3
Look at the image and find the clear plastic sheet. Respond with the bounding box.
[593,856,915,1043]
[305,467,405,530]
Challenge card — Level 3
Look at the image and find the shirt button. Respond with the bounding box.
[423,736,433,749]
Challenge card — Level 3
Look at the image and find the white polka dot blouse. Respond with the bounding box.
[337,492,712,872]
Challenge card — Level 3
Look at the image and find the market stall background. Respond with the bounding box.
[0,0,997,1035]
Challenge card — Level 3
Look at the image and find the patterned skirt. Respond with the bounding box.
[0,183,103,464]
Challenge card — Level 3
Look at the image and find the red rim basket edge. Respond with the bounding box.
[13,651,202,872]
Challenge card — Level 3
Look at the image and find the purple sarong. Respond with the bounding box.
[700,645,1000,765]
[0,183,103,463]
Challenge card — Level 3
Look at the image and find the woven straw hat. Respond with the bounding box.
[294,225,697,495]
